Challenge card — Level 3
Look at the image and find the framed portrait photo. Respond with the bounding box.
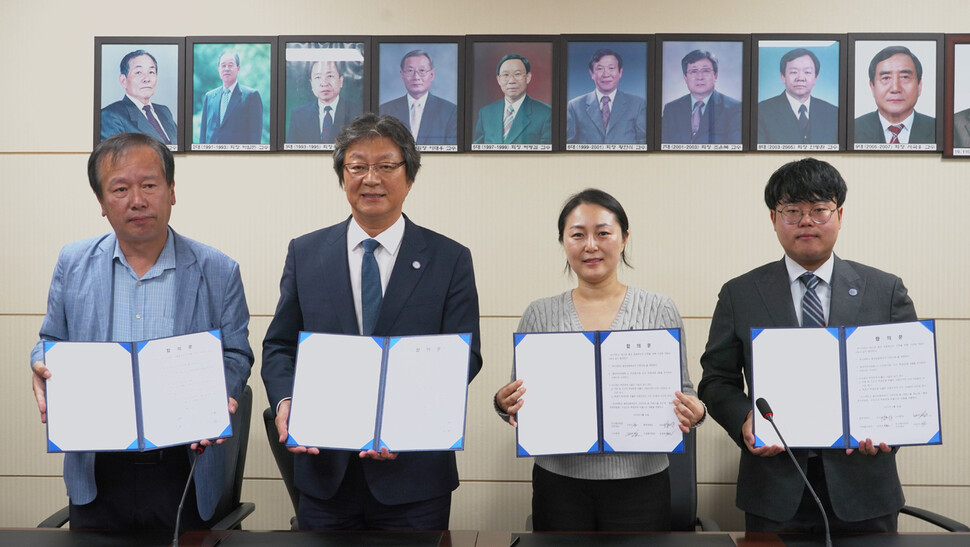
[278,36,370,151]
[751,34,846,152]
[945,34,970,157]
[374,37,463,153]
[848,33,943,152]
[186,36,278,151]
[656,35,750,151]
[465,35,560,152]
[561,35,653,152]
[95,37,185,151]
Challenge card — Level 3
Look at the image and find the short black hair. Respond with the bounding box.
[496,53,531,75]
[764,157,847,209]
[88,133,174,199]
[779,48,820,76]
[588,48,623,71]
[681,50,718,75]
[120,49,158,76]
[400,49,434,70]
[868,45,922,83]
[557,188,632,269]
[332,113,421,187]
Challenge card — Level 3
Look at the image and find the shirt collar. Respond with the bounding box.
[877,110,916,133]
[595,89,618,105]
[126,93,153,109]
[785,92,810,117]
[407,93,428,110]
[505,94,527,113]
[347,215,406,256]
[112,226,176,280]
[784,253,834,285]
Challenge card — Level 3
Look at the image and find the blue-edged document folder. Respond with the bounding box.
[43,330,231,453]
[287,332,472,452]
[513,329,686,457]
[751,320,941,449]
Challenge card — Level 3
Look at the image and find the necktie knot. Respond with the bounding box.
[799,271,820,290]
[361,238,380,253]
[888,123,904,144]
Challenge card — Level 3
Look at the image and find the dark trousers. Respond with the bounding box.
[69,446,214,531]
[531,464,672,532]
[298,456,452,530]
[745,456,898,533]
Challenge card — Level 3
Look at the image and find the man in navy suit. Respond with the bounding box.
[854,46,935,144]
[473,53,552,145]
[758,48,839,145]
[30,133,253,530]
[699,158,914,533]
[661,49,742,144]
[287,60,363,144]
[566,48,647,145]
[380,50,458,146]
[100,50,178,146]
[262,113,482,530]
[199,51,263,144]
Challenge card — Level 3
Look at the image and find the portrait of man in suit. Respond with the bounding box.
[287,60,363,145]
[699,158,914,534]
[473,53,552,145]
[100,49,178,146]
[758,48,839,145]
[199,50,264,144]
[31,132,253,530]
[566,48,647,145]
[854,45,935,144]
[380,49,458,146]
[661,49,742,144]
[263,113,482,531]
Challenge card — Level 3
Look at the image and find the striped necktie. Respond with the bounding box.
[503,104,514,141]
[799,272,825,327]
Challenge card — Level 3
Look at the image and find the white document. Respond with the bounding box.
[600,330,683,452]
[43,331,230,452]
[45,342,139,451]
[288,334,383,450]
[514,332,599,456]
[381,334,470,451]
[287,332,471,451]
[845,321,941,446]
[136,331,230,448]
[751,327,845,448]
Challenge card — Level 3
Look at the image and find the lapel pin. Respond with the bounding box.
[412,261,421,270]
[848,288,858,296]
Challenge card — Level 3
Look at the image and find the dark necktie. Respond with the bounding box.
[142,105,170,144]
[691,100,703,136]
[361,239,382,335]
[888,123,904,144]
[798,104,809,142]
[601,95,611,131]
[322,106,334,143]
[799,272,825,327]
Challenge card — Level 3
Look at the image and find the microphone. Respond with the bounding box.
[172,445,205,547]
[756,398,832,547]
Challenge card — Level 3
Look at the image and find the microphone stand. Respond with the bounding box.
[172,446,204,547]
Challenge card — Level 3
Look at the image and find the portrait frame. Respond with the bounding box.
[655,34,750,152]
[847,33,943,152]
[465,35,560,152]
[373,36,464,153]
[944,34,970,157]
[186,36,278,152]
[277,36,371,151]
[750,34,846,152]
[94,37,185,151]
[560,34,654,152]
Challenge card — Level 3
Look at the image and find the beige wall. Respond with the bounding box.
[1,0,967,532]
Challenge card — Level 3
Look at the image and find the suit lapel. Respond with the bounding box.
[755,258,799,327]
[375,217,428,333]
[93,236,115,339]
[607,92,630,134]
[172,232,201,335]
[325,219,359,334]
[828,256,863,326]
[583,93,605,138]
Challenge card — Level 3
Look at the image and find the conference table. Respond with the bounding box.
[3,528,967,546]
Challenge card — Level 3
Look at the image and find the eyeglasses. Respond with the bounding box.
[402,69,432,78]
[686,68,714,78]
[343,161,406,178]
[774,205,838,225]
[498,71,527,82]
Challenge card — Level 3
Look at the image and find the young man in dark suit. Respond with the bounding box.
[262,113,482,530]
[699,158,914,533]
